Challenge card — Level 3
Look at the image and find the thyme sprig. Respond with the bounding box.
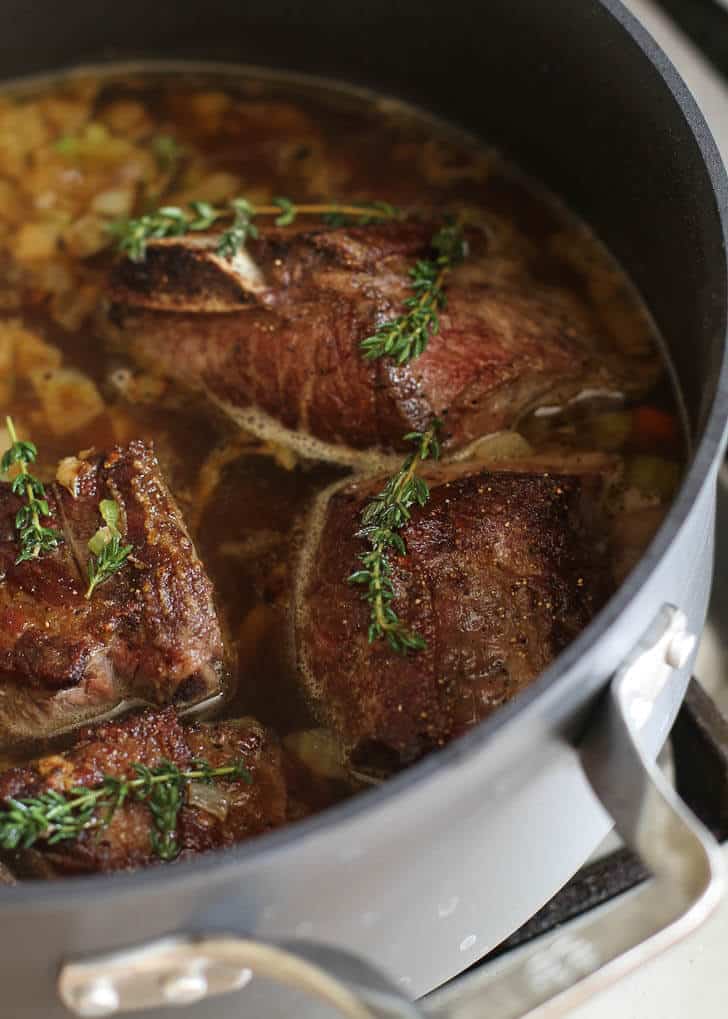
[360,223,467,365]
[0,758,252,861]
[111,197,468,369]
[85,498,133,600]
[348,421,441,654]
[1,417,63,564]
[110,196,403,262]
[216,198,260,260]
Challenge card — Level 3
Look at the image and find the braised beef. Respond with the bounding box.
[294,455,615,768]
[0,708,286,875]
[106,223,626,458]
[0,441,224,743]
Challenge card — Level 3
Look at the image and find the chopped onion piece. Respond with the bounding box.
[284,729,347,780]
[186,781,230,822]
[56,455,87,497]
[452,430,533,463]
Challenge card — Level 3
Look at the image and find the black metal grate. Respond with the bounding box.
[481,677,728,962]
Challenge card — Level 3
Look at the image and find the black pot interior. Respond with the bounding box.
[0,0,725,440]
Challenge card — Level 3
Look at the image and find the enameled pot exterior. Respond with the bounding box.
[0,2,725,1016]
[2,467,719,1019]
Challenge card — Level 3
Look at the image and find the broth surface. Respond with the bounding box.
[0,66,683,785]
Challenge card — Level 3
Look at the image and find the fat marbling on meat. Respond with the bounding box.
[105,222,638,461]
[0,440,224,743]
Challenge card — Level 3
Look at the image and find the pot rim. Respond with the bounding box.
[1,0,727,910]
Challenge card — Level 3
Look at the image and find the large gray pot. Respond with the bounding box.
[0,1,727,1017]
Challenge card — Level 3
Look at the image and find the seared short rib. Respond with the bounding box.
[0,440,224,742]
[106,223,626,459]
[0,708,286,875]
[294,455,614,769]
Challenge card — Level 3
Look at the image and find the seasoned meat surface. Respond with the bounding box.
[106,223,626,459]
[295,456,615,768]
[0,441,224,743]
[0,708,286,875]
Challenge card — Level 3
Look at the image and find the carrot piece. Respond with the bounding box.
[631,406,678,447]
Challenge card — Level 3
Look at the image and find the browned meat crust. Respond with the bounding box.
[0,441,224,742]
[0,708,286,874]
[295,457,614,769]
[106,223,623,457]
[110,234,265,313]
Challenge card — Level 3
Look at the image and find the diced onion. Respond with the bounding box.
[186,781,230,822]
[11,324,63,377]
[284,729,347,780]
[62,214,109,258]
[29,367,104,435]
[55,455,87,497]
[452,430,533,463]
[12,221,61,262]
[90,189,135,218]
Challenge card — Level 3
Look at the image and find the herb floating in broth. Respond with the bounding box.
[360,222,468,364]
[0,758,251,861]
[1,417,63,564]
[109,196,404,263]
[85,498,133,599]
[349,420,441,653]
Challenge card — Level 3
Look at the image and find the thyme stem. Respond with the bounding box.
[8,417,41,551]
[245,202,398,219]
[110,197,403,262]
[1,417,63,564]
[85,498,132,600]
[0,759,252,860]
[348,421,441,654]
[359,223,467,365]
[111,198,467,370]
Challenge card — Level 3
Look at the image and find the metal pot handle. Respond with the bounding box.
[59,607,725,1019]
[422,606,725,1019]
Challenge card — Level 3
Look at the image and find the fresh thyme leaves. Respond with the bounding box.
[110,197,403,262]
[85,498,132,600]
[108,200,224,261]
[111,197,465,368]
[85,534,133,600]
[216,198,259,260]
[320,200,402,228]
[1,417,63,565]
[360,223,467,365]
[132,762,186,861]
[0,759,252,860]
[348,421,441,654]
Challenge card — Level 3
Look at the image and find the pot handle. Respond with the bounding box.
[58,607,724,1019]
[421,605,725,1019]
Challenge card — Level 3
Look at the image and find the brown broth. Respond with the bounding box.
[0,65,684,775]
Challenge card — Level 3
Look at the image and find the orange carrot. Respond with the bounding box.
[631,406,678,447]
